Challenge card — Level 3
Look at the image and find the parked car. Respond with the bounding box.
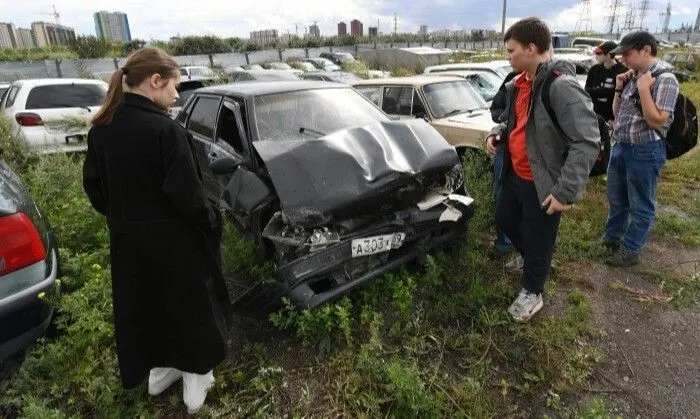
[424,60,513,79]
[0,156,59,360]
[242,64,265,71]
[319,52,356,65]
[263,62,303,76]
[230,70,300,82]
[427,70,502,103]
[353,76,496,152]
[0,83,10,102]
[0,78,108,154]
[290,61,318,72]
[300,71,360,84]
[571,36,608,48]
[174,81,474,314]
[302,57,341,72]
[180,66,215,81]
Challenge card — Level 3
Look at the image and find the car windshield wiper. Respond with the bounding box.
[442,109,473,118]
[299,127,326,138]
[52,104,92,112]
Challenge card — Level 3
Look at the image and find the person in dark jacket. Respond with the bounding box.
[486,18,600,322]
[83,48,231,414]
[585,41,627,121]
[488,70,519,260]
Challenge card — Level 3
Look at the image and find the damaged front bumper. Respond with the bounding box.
[233,193,473,315]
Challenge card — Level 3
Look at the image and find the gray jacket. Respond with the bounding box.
[490,60,600,204]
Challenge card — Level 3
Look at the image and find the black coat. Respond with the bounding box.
[83,93,231,389]
[585,61,627,121]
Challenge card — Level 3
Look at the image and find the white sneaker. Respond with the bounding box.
[505,255,524,271]
[148,367,183,396]
[183,370,215,414]
[507,288,543,322]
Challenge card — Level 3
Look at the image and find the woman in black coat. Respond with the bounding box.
[83,48,230,414]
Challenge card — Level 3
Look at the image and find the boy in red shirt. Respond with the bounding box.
[486,18,600,321]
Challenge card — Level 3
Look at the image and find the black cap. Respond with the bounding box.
[594,41,617,55]
[610,31,657,54]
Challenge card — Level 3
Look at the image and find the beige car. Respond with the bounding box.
[353,76,496,151]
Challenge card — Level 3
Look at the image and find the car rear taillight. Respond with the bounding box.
[0,213,46,276]
[15,112,44,127]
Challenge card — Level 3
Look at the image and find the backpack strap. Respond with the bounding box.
[540,69,567,139]
[629,68,672,141]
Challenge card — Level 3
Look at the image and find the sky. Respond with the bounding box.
[2,0,698,40]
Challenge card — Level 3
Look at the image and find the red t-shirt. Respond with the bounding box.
[508,73,534,181]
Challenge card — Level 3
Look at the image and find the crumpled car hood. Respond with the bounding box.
[253,119,459,228]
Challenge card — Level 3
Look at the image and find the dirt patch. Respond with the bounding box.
[563,241,700,417]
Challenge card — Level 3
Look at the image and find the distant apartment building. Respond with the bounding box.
[31,22,76,47]
[419,25,428,35]
[309,24,320,38]
[350,19,363,37]
[695,7,700,31]
[94,11,132,42]
[368,27,378,37]
[17,28,36,49]
[338,22,347,36]
[0,22,18,49]
[250,29,278,45]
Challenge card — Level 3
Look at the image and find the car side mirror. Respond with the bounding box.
[210,157,241,175]
[388,115,401,121]
[414,111,428,121]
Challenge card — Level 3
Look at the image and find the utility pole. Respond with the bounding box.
[607,0,622,35]
[394,12,398,35]
[501,0,507,35]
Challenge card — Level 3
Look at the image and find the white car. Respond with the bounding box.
[424,60,513,79]
[0,78,107,154]
[180,66,215,81]
[0,83,10,102]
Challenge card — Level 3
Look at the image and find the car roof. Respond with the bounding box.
[353,75,465,86]
[197,80,348,97]
[9,78,108,87]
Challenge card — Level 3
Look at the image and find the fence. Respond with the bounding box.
[0,40,509,82]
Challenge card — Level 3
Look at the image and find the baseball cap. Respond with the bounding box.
[594,41,618,55]
[610,31,657,54]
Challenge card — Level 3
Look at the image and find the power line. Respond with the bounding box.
[606,0,622,35]
[575,0,593,33]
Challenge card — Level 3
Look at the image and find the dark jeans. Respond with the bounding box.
[604,141,666,252]
[493,152,513,252]
[496,172,561,295]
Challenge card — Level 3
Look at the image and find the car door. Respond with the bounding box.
[185,94,227,202]
[381,86,424,120]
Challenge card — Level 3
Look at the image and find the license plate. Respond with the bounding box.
[351,233,405,258]
[65,134,85,144]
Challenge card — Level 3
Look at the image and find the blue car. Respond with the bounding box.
[0,157,59,360]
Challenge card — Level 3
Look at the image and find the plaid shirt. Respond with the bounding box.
[612,61,679,143]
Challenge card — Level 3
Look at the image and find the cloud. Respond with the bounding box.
[2,0,698,40]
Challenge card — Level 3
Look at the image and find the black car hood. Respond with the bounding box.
[253,119,459,228]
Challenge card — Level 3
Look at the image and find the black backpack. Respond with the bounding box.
[629,69,698,159]
[541,70,611,176]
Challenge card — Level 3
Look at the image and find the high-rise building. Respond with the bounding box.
[350,19,363,37]
[0,22,19,49]
[309,24,320,38]
[419,25,428,35]
[338,22,347,36]
[17,28,36,49]
[31,22,76,47]
[94,11,132,42]
[694,7,700,31]
[250,29,278,45]
[368,27,378,36]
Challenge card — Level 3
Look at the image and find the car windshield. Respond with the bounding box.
[254,88,389,142]
[466,74,501,102]
[268,62,292,70]
[422,80,486,118]
[0,86,8,102]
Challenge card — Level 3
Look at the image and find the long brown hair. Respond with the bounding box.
[92,48,179,125]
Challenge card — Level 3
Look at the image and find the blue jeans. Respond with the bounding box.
[604,141,666,253]
[493,152,513,252]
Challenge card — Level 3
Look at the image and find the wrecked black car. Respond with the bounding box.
[176,81,475,314]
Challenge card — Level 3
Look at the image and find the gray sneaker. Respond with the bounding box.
[605,248,639,267]
[505,255,524,271]
[508,288,543,322]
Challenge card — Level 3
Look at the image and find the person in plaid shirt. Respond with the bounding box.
[600,31,679,267]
